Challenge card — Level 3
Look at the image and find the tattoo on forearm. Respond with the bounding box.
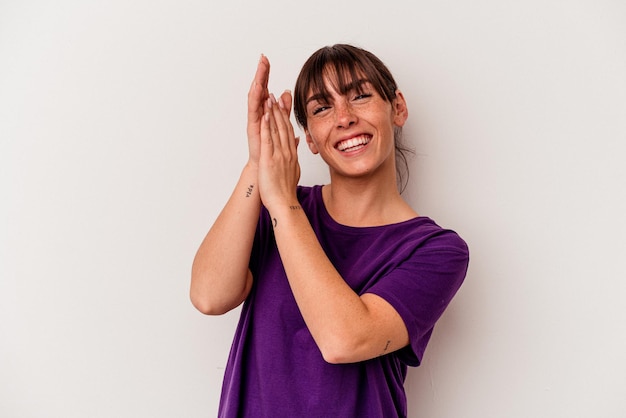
[271,206,300,229]
[380,340,391,356]
[245,185,254,198]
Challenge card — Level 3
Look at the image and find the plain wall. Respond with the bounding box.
[1,0,625,417]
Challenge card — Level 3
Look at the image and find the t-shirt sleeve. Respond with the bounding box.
[367,230,469,366]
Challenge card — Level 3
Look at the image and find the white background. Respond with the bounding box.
[1,1,625,417]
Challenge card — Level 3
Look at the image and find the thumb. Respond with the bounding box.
[279,90,293,117]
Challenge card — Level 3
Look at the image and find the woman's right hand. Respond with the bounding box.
[247,55,292,167]
[247,55,271,166]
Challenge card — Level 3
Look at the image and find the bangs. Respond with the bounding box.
[308,59,369,105]
[294,44,398,129]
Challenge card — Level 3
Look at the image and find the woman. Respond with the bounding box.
[191,44,469,417]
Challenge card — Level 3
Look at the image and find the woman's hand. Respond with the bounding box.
[247,55,293,168]
[246,55,270,166]
[258,92,301,212]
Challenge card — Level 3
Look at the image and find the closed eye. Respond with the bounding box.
[312,104,331,115]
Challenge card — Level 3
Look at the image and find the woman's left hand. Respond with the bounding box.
[258,92,301,212]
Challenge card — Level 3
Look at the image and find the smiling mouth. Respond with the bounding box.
[336,135,371,152]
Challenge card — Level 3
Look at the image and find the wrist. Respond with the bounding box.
[267,204,304,232]
[244,160,260,174]
[236,163,261,201]
[265,200,303,220]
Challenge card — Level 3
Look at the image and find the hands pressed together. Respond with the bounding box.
[247,54,301,212]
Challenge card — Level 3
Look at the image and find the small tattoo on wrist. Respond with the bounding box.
[289,205,301,210]
[245,185,254,198]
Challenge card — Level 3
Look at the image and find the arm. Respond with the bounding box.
[271,205,409,364]
[190,55,293,315]
[257,97,409,363]
[190,164,260,315]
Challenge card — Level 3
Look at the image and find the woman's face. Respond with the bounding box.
[303,73,408,182]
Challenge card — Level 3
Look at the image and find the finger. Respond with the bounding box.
[259,99,274,158]
[248,55,270,119]
[270,95,293,152]
[248,58,269,114]
[267,97,286,152]
[278,89,293,117]
[250,54,270,94]
[273,95,297,152]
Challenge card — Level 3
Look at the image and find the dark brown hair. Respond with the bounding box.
[293,44,413,192]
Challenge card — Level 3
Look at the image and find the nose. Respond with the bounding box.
[335,100,356,128]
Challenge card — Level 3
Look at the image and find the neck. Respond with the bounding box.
[322,173,417,227]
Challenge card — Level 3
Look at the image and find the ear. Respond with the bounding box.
[392,90,409,127]
[305,130,319,154]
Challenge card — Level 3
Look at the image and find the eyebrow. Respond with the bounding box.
[305,93,327,106]
[305,78,370,106]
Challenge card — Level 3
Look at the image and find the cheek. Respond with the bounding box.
[305,123,330,153]
[305,132,320,154]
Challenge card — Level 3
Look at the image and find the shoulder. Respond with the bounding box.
[413,218,469,255]
[386,218,469,277]
[386,217,468,255]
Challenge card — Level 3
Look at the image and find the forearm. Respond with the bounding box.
[270,204,405,363]
[190,163,261,315]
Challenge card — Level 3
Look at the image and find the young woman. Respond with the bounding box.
[191,44,469,417]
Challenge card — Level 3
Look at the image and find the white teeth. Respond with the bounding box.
[337,135,371,151]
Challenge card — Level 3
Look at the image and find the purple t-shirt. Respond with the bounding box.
[218,185,469,417]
